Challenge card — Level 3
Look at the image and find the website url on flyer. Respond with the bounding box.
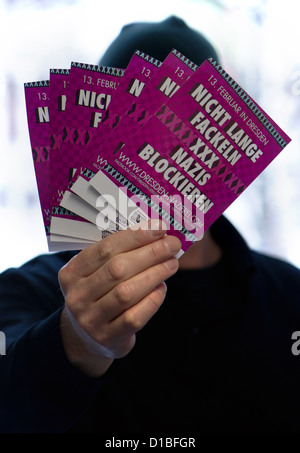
[104,437,196,449]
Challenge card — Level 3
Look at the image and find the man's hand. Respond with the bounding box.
[59,220,181,377]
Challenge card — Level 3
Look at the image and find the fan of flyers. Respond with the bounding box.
[24,49,291,257]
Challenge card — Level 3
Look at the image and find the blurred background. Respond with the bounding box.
[0,0,299,272]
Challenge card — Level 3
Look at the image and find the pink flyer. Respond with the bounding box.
[86,49,197,178]
[24,53,291,256]
[160,57,291,229]
[24,80,51,239]
[88,57,291,254]
[81,50,198,228]
[48,68,101,248]
[50,62,123,208]
[73,50,162,184]
[67,50,162,229]
[49,62,124,239]
[49,68,70,209]
[49,67,98,245]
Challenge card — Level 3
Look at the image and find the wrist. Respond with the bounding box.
[60,307,114,378]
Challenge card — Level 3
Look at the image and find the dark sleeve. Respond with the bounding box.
[0,252,104,433]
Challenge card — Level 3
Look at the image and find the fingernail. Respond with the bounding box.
[149,219,167,235]
[164,235,181,254]
[164,257,179,271]
[156,282,167,297]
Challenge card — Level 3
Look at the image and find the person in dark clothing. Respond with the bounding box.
[1,16,300,434]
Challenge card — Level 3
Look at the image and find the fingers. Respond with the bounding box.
[82,283,169,359]
[92,254,178,322]
[58,218,182,365]
[66,219,168,278]
[83,234,181,302]
[109,283,168,344]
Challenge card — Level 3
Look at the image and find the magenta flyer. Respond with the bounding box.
[66,51,162,230]
[89,57,291,253]
[49,63,124,239]
[50,63,123,209]
[160,57,291,229]
[71,51,162,189]
[49,68,70,210]
[24,53,291,254]
[77,50,198,233]
[80,49,197,181]
[24,80,51,238]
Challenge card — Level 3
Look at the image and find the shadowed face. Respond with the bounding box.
[99,16,218,69]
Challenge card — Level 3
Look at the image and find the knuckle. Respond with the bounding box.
[58,254,81,290]
[64,288,85,312]
[58,264,72,288]
[107,255,126,281]
[114,281,133,305]
[96,235,116,261]
[148,241,164,262]
[123,311,142,332]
